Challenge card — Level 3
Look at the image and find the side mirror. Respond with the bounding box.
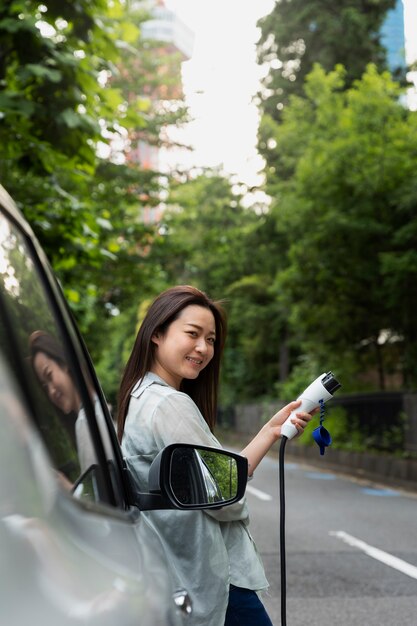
[132,444,248,511]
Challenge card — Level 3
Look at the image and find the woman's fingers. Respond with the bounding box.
[291,411,313,433]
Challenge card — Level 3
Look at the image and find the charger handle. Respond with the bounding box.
[280,371,340,440]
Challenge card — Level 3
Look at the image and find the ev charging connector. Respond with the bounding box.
[280,371,341,442]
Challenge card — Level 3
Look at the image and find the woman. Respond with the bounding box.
[29,330,109,474]
[117,286,312,626]
[29,331,81,416]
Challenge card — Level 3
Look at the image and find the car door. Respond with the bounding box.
[0,185,187,625]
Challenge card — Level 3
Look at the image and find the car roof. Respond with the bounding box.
[0,185,33,236]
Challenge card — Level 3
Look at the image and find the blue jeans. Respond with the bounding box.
[224,585,274,625]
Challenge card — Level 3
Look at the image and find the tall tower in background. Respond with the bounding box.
[141,0,194,64]
[124,0,193,223]
[130,0,193,173]
[380,0,406,73]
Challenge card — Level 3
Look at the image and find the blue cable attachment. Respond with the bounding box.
[312,398,332,455]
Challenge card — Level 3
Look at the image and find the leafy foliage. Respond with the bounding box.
[147,173,298,403]
[262,65,417,389]
[0,0,187,372]
[2,0,417,420]
[256,0,397,119]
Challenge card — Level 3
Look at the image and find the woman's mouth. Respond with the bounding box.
[186,356,203,366]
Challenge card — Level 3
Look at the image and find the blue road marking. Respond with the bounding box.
[305,472,336,480]
[361,487,400,496]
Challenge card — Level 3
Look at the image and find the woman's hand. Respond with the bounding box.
[241,400,317,477]
[267,400,316,440]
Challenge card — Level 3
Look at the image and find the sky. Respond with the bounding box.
[164,0,417,187]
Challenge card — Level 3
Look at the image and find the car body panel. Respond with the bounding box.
[0,346,184,626]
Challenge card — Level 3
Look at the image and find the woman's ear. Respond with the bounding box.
[151,332,160,346]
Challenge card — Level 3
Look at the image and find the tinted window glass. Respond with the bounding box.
[0,213,116,505]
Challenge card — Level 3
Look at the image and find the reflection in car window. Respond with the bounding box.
[28,330,98,473]
[0,213,114,504]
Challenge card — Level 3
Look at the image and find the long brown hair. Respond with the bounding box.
[29,330,69,371]
[116,285,227,442]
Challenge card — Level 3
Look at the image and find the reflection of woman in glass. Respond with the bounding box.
[29,331,81,416]
[117,285,313,626]
[28,331,98,473]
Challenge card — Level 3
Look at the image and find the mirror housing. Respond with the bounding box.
[131,443,248,511]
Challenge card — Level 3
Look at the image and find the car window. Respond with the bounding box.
[0,212,117,506]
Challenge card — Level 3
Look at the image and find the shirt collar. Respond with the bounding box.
[131,371,170,398]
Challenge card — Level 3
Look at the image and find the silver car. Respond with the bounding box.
[0,185,247,625]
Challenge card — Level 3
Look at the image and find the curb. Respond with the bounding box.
[285,444,417,493]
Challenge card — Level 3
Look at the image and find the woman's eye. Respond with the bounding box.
[42,371,52,389]
[207,337,215,345]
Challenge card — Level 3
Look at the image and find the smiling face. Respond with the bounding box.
[151,304,216,390]
[33,352,81,415]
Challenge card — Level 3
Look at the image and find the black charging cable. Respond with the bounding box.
[279,435,288,626]
[277,372,340,625]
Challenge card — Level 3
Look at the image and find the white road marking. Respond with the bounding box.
[246,485,273,501]
[330,530,417,580]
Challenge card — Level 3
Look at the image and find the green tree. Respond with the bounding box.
[0,0,130,179]
[263,64,417,390]
[256,0,396,119]
[147,172,294,403]
[0,0,189,370]
[151,172,255,296]
[0,0,146,312]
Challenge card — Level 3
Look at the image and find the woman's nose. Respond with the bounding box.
[195,338,208,353]
[47,383,58,401]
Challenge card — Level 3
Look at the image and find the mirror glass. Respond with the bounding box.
[169,447,239,506]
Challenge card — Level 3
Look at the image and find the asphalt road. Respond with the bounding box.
[245,448,417,626]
